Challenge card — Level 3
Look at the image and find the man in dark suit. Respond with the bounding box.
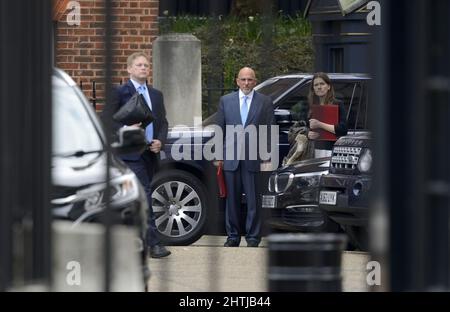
[103,52,170,258]
[216,67,275,247]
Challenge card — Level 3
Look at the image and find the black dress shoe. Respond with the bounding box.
[224,239,240,247]
[246,240,259,247]
[149,245,171,258]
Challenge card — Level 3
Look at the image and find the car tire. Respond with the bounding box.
[151,169,208,246]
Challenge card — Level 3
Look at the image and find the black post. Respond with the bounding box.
[422,0,450,289]
[103,0,114,292]
[92,80,97,110]
[376,0,450,291]
[205,2,224,119]
[268,233,347,291]
[259,0,275,81]
[0,0,52,290]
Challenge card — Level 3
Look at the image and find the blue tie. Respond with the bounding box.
[241,95,248,125]
[138,85,153,143]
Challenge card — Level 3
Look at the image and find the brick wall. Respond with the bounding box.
[55,0,159,111]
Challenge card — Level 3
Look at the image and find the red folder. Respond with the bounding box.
[217,165,227,198]
[310,104,339,141]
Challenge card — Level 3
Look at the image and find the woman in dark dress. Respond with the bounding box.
[307,72,348,157]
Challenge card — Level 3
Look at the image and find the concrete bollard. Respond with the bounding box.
[267,233,347,292]
[52,221,144,292]
[153,33,202,127]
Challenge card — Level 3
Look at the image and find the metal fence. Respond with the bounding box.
[79,80,122,111]
[159,0,308,16]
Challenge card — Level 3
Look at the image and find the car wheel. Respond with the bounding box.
[151,169,208,245]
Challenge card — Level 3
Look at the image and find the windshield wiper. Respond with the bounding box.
[55,149,104,158]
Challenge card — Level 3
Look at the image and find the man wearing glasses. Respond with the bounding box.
[104,52,171,258]
[215,67,275,248]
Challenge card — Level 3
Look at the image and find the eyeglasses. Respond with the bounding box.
[238,78,255,82]
[134,63,150,68]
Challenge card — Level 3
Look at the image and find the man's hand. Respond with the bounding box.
[149,139,162,153]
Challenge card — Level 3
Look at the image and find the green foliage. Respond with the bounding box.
[160,14,314,117]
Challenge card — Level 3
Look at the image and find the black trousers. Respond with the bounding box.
[224,161,262,244]
[125,151,160,247]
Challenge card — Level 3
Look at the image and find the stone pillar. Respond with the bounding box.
[153,34,202,127]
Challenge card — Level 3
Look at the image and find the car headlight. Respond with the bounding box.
[357,149,372,172]
[268,174,275,192]
[294,170,329,187]
[52,172,140,208]
[275,172,294,193]
[110,173,140,207]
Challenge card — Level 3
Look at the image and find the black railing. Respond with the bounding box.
[0,0,53,291]
[80,79,234,118]
[79,80,123,111]
[159,0,308,16]
[203,87,236,117]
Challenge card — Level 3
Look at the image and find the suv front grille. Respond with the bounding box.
[331,146,362,170]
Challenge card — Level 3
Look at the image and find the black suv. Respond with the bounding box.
[151,73,371,245]
[319,133,372,250]
[261,74,371,235]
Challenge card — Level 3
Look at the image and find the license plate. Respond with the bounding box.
[319,191,337,205]
[262,195,276,208]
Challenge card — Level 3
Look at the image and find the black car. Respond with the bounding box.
[262,157,339,232]
[151,73,371,245]
[319,133,372,250]
[50,68,149,287]
[261,74,371,235]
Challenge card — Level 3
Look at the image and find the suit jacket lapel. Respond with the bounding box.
[231,92,242,125]
[127,80,136,94]
[147,85,157,113]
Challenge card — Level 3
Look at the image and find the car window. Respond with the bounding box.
[275,79,369,130]
[276,82,310,122]
[52,76,103,158]
[256,77,301,101]
[334,81,368,130]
